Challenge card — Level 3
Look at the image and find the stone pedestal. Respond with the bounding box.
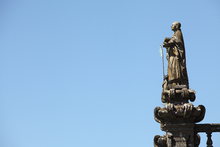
[154,87,205,147]
[163,124,195,147]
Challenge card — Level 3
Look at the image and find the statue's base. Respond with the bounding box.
[155,84,206,146]
[154,103,205,124]
[154,123,200,147]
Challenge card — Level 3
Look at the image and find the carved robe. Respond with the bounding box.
[167,29,188,88]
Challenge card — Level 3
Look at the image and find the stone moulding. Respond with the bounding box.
[162,88,196,103]
[154,103,206,124]
[154,135,167,147]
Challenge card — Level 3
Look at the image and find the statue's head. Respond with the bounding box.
[171,21,181,31]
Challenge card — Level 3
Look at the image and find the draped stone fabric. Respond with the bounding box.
[164,24,189,88]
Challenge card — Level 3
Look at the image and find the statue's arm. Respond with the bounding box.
[163,39,175,47]
[163,35,183,48]
[163,37,173,48]
[164,37,170,43]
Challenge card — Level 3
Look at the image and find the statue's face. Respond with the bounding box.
[171,22,181,31]
[171,23,176,31]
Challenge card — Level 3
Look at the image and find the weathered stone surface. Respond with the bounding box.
[154,22,206,147]
[154,135,167,147]
[161,87,196,103]
[162,21,188,89]
[154,104,205,125]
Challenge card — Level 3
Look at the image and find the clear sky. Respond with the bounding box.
[1,0,220,146]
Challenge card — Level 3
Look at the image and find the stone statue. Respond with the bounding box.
[154,22,206,147]
[163,21,189,89]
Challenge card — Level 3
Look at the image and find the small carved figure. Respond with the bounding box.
[163,22,189,89]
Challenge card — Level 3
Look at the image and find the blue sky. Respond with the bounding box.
[1,0,220,146]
